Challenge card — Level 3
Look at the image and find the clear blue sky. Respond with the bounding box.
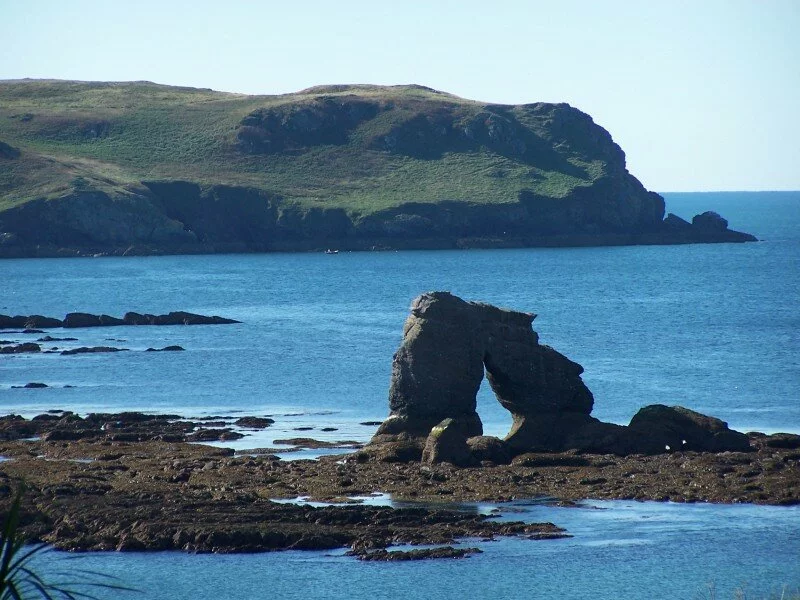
[1,0,798,192]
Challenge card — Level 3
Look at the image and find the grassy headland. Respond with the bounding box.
[0,80,753,255]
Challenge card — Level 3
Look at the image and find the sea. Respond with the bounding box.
[1,191,799,599]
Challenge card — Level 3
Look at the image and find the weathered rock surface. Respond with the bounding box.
[63,312,103,328]
[421,419,474,467]
[186,428,245,442]
[60,346,128,356]
[25,315,64,328]
[0,412,570,556]
[0,412,796,561]
[0,311,239,329]
[145,345,185,352]
[628,405,751,453]
[235,417,275,429]
[374,292,594,453]
[123,311,239,326]
[349,546,483,561]
[467,436,512,465]
[0,342,41,354]
[692,211,729,233]
[371,292,756,460]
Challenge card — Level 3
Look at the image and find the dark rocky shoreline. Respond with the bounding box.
[0,412,797,558]
[0,226,756,259]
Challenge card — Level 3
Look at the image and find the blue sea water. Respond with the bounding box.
[2,191,800,598]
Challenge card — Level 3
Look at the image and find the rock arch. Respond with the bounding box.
[372,292,595,451]
[370,292,751,460]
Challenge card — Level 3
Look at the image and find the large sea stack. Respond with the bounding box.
[369,292,751,462]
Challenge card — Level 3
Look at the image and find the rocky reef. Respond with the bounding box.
[369,292,751,463]
[0,411,797,559]
[0,311,239,329]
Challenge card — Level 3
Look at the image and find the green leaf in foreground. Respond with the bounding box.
[0,484,137,600]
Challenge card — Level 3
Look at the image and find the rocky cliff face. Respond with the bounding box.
[0,184,755,257]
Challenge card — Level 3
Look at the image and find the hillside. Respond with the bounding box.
[0,80,754,256]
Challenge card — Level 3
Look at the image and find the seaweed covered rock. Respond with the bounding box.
[421,419,474,466]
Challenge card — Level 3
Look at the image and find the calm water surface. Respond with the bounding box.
[3,191,799,598]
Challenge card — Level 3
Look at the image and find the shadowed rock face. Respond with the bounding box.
[371,292,750,460]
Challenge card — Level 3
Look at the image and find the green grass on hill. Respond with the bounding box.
[0,79,613,214]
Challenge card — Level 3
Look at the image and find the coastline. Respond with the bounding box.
[0,228,757,259]
[0,412,797,556]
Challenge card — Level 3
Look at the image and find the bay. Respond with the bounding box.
[2,191,799,598]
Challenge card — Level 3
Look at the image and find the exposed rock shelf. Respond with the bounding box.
[0,412,796,558]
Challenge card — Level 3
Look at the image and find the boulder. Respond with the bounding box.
[421,419,474,466]
[692,211,728,233]
[0,342,41,354]
[466,436,512,464]
[63,312,102,328]
[25,315,64,328]
[628,405,751,453]
[354,441,423,463]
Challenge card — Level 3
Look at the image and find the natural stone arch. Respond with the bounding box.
[371,291,595,451]
[370,292,751,461]
[370,292,750,464]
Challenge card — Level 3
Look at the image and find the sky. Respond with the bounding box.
[1,0,798,192]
